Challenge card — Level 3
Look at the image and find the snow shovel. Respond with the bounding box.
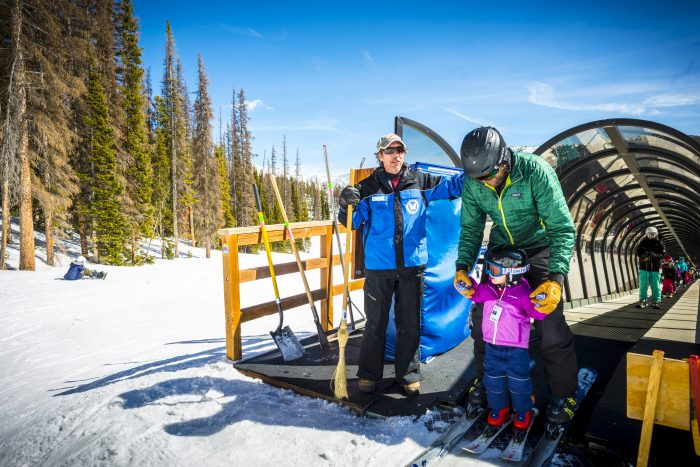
[268,173,329,349]
[253,183,305,362]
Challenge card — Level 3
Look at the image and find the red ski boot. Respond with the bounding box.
[487,407,510,427]
[514,409,533,430]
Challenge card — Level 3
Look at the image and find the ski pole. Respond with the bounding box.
[268,173,329,349]
[323,145,361,327]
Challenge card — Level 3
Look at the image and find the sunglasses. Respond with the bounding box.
[382,147,406,155]
[477,166,500,181]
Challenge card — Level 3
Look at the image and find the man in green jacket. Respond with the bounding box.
[454,127,578,426]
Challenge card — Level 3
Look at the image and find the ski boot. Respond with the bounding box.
[487,407,510,427]
[636,300,647,308]
[358,379,376,393]
[513,409,534,430]
[652,301,660,309]
[403,381,420,396]
[465,377,487,417]
[546,394,577,426]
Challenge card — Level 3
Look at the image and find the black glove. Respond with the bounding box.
[338,186,360,210]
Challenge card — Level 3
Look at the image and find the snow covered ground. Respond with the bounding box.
[0,220,481,467]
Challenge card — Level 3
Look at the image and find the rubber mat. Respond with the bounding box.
[234,329,477,418]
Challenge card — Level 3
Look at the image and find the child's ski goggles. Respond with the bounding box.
[485,260,530,278]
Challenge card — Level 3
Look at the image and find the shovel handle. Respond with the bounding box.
[253,183,263,212]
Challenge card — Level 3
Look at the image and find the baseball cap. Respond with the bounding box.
[376,133,407,153]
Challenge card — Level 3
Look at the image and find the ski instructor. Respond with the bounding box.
[454,127,578,426]
[338,133,463,397]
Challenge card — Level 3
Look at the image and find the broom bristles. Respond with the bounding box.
[332,318,349,399]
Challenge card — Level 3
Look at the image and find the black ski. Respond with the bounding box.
[526,368,597,467]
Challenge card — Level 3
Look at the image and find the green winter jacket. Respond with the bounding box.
[457,152,575,275]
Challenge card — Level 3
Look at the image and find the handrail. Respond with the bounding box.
[218,220,364,360]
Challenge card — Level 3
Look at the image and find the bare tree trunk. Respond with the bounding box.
[18,120,33,270]
[91,230,99,263]
[1,178,9,269]
[45,209,54,266]
[5,0,34,271]
[189,206,195,247]
[79,215,88,255]
[205,239,210,258]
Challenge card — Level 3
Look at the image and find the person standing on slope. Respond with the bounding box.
[338,133,463,396]
[453,126,578,426]
[460,246,547,431]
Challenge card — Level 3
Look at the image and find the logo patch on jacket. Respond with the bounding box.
[511,192,522,197]
[405,199,420,214]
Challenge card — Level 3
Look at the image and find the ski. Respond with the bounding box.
[500,408,539,462]
[462,415,514,454]
[526,367,598,467]
[408,407,486,467]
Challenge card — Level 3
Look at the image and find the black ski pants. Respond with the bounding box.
[357,269,424,385]
[470,248,578,397]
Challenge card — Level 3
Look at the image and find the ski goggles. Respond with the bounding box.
[485,260,530,278]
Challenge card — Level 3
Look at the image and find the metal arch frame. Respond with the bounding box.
[534,117,700,158]
[580,192,699,297]
[532,119,700,295]
[605,125,691,261]
[558,166,700,298]
[557,146,700,189]
[394,116,461,167]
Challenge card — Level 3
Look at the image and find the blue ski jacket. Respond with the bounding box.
[339,165,463,275]
[64,263,84,280]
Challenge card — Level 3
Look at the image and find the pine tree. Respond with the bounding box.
[228,87,240,224]
[116,0,154,263]
[191,53,222,258]
[151,95,172,257]
[282,134,290,214]
[163,21,180,257]
[217,143,234,227]
[83,59,126,264]
[237,88,255,227]
[176,58,196,248]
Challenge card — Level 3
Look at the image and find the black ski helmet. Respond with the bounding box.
[460,127,511,178]
[484,245,529,285]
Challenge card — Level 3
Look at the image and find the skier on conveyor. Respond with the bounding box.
[453,126,579,427]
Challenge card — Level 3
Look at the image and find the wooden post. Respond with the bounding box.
[320,224,334,330]
[221,234,241,360]
[637,349,665,467]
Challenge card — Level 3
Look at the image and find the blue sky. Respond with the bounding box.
[134,0,700,178]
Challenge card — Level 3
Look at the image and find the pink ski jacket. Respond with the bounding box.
[472,278,548,348]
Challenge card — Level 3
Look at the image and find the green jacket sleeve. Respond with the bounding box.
[456,179,486,270]
[531,158,575,274]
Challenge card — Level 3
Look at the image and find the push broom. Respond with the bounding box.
[331,168,355,399]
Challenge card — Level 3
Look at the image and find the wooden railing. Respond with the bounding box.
[218,220,364,361]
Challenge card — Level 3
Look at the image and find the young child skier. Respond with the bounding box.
[464,245,548,431]
[661,256,675,298]
[64,256,107,280]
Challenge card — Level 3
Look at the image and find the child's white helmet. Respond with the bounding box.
[75,255,86,265]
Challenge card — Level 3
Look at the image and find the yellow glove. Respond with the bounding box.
[454,270,475,298]
[530,280,562,314]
